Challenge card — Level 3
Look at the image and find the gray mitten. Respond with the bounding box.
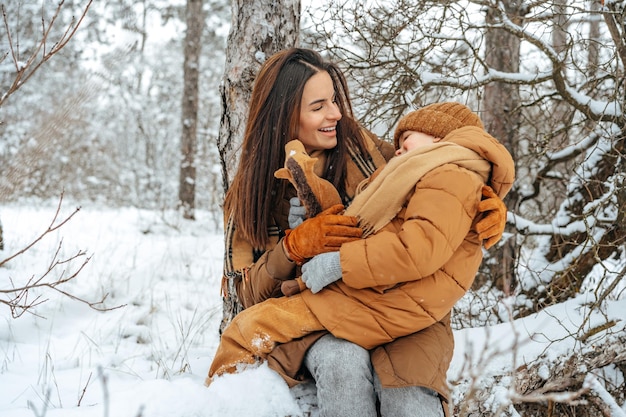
[288,197,307,229]
[301,251,342,293]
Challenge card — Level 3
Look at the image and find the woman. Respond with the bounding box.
[219,48,506,417]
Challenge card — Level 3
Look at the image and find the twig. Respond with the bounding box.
[77,372,92,407]
[509,385,589,406]
[0,192,126,317]
[0,0,94,106]
[0,191,79,268]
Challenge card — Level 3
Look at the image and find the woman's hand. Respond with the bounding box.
[283,204,362,264]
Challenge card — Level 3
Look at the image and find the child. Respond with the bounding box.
[207,102,515,382]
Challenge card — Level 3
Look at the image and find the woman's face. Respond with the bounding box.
[298,71,342,154]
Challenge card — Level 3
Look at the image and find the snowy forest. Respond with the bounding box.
[1,0,625,416]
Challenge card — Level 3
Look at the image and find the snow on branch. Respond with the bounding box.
[513,331,626,414]
[419,1,624,124]
[584,374,626,417]
[454,328,626,416]
[495,3,621,123]
[601,0,626,68]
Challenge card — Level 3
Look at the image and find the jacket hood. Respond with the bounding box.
[442,126,515,198]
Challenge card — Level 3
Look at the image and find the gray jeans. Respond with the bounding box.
[304,334,445,417]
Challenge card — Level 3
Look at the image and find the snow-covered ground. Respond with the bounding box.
[0,201,624,416]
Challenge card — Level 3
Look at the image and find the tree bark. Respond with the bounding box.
[217,0,300,191]
[482,0,523,160]
[179,0,204,220]
[218,0,300,328]
[475,0,524,294]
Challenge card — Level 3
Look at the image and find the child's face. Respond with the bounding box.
[395,131,440,156]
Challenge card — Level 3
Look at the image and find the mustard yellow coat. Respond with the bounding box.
[300,126,515,349]
[229,127,514,404]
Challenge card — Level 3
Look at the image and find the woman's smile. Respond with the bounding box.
[298,71,342,153]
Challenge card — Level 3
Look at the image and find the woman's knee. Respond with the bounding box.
[305,334,372,380]
[376,379,444,417]
[326,338,370,365]
[305,335,378,417]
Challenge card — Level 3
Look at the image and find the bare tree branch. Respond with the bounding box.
[0,192,125,318]
[0,191,79,268]
[0,0,93,106]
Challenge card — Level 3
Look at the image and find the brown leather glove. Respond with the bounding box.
[476,185,507,250]
[283,204,362,265]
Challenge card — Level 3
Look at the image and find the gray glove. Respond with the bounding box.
[288,197,307,229]
[301,251,342,294]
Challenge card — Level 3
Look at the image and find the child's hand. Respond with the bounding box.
[288,197,306,228]
[301,252,342,293]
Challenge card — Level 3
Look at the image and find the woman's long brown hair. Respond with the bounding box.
[224,48,368,249]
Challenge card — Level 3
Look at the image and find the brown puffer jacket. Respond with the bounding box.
[300,126,514,350]
[226,128,512,409]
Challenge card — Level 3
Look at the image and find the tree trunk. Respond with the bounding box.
[179,0,204,220]
[475,0,524,294]
[482,0,523,160]
[218,0,300,329]
[217,0,300,191]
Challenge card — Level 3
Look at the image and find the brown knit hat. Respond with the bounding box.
[394,102,484,148]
